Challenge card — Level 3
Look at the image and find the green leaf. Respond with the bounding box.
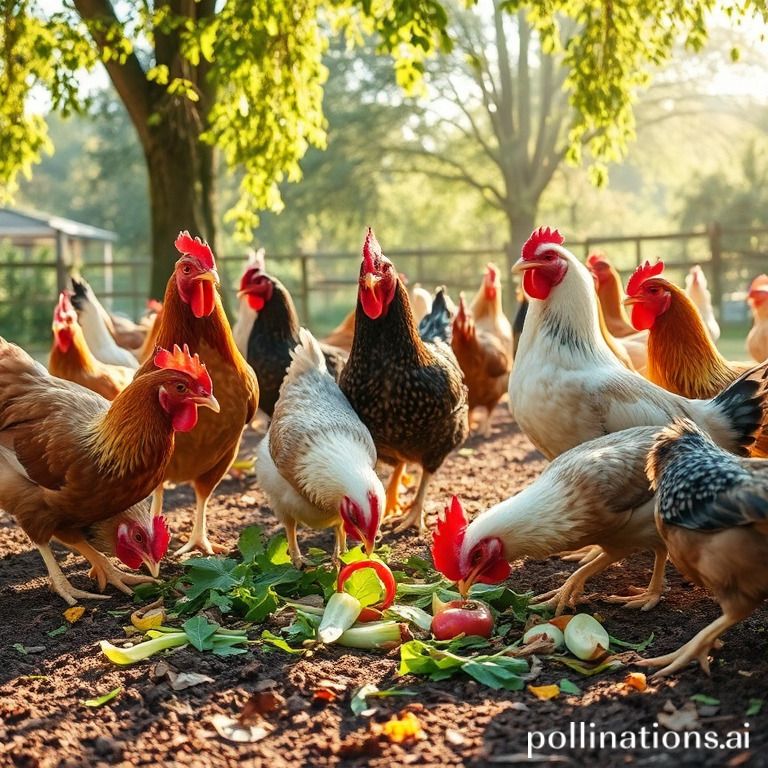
[212,645,248,657]
[47,625,68,637]
[690,694,720,706]
[342,566,386,607]
[552,656,623,677]
[237,526,265,563]
[461,659,525,691]
[609,632,654,651]
[182,557,241,601]
[82,687,122,708]
[746,699,764,716]
[260,630,305,655]
[559,678,582,695]
[12,643,27,656]
[182,616,219,651]
[239,585,280,622]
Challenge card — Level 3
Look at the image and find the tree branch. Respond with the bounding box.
[72,0,153,147]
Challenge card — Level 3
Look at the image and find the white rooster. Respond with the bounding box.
[257,328,384,566]
[685,265,720,342]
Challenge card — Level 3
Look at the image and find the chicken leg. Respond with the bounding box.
[37,544,110,606]
[384,462,407,518]
[284,516,305,569]
[531,551,617,615]
[333,524,347,565]
[637,611,740,678]
[71,541,157,595]
[393,470,432,535]
[604,548,667,611]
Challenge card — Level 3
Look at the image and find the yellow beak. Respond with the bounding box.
[363,273,381,290]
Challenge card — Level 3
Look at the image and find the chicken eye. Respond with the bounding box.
[175,382,187,393]
[134,531,144,544]
[182,265,192,275]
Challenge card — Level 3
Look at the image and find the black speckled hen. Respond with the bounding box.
[240,271,347,416]
[339,229,469,533]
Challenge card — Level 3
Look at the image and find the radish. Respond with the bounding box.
[563,614,610,660]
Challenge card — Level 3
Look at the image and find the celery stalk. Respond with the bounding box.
[318,592,363,644]
[100,633,188,665]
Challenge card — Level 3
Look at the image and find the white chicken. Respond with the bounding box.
[257,328,384,566]
[410,283,433,325]
[509,227,766,460]
[685,265,720,342]
[70,276,139,369]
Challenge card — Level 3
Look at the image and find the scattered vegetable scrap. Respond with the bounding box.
[81,687,122,708]
[527,684,560,701]
[624,672,648,691]
[375,711,426,743]
[63,606,85,624]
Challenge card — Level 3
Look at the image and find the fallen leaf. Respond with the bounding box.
[527,684,560,701]
[210,714,272,743]
[151,661,172,681]
[558,679,581,695]
[46,626,68,638]
[351,684,380,717]
[64,606,85,624]
[445,728,465,746]
[624,672,647,692]
[690,694,720,706]
[82,687,122,708]
[240,690,286,719]
[658,701,700,731]
[131,603,166,631]
[375,711,426,743]
[313,688,338,703]
[746,699,763,716]
[457,448,475,457]
[13,644,45,655]
[167,672,215,691]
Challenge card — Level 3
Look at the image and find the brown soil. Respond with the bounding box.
[1,408,766,768]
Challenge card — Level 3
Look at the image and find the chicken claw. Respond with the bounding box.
[559,545,602,564]
[604,586,662,611]
[174,536,227,557]
[88,561,157,595]
[37,545,111,607]
[384,462,407,518]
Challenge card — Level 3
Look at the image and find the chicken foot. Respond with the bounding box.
[637,612,739,678]
[71,541,157,595]
[393,470,433,535]
[560,545,603,564]
[175,483,226,557]
[604,549,667,611]
[531,551,616,616]
[37,544,110,607]
[384,462,407,518]
[284,516,306,569]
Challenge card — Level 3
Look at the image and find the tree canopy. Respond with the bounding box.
[1,0,766,296]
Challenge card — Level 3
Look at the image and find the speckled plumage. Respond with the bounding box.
[340,280,468,473]
[649,420,768,531]
[246,276,346,416]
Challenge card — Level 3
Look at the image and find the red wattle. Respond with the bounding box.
[190,280,215,318]
[523,269,553,300]
[171,402,199,432]
[360,288,384,320]
[248,294,266,311]
[631,303,657,331]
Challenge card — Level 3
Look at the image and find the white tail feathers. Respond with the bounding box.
[287,327,327,378]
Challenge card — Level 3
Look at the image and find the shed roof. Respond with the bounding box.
[0,206,117,242]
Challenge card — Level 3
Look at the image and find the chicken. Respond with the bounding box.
[70,276,140,369]
[623,260,767,462]
[639,419,768,677]
[48,292,134,400]
[0,339,219,604]
[586,251,636,338]
[257,329,384,566]
[685,265,720,342]
[321,308,356,354]
[339,229,469,533]
[470,263,513,353]
[232,248,266,357]
[133,302,162,364]
[135,232,259,555]
[512,292,527,359]
[432,360,768,615]
[747,275,768,363]
[451,295,511,437]
[239,268,346,417]
[410,284,433,325]
[509,227,768,461]
[418,287,453,344]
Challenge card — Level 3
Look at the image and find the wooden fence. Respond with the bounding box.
[1,223,766,352]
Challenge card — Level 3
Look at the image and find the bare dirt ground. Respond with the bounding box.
[1,407,766,768]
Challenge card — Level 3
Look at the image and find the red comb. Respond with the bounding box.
[54,291,76,321]
[626,260,665,297]
[430,496,468,582]
[485,263,499,282]
[457,294,468,321]
[521,227,565,261]
[151,515,170,561]
[362,227,381,273]
[586,252,609,270]
[153,343,212,393]
[749,274,768,291]
[174,231,215,270]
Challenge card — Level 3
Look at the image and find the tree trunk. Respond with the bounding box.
[144,124,216,300]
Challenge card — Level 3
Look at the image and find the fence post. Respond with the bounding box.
[707,221,723,319]
[300,252,310,326]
